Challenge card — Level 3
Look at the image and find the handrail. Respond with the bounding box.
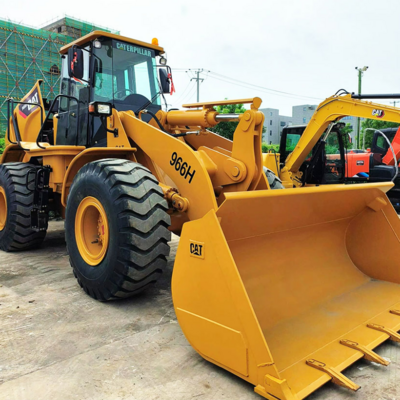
[36,94,80,149]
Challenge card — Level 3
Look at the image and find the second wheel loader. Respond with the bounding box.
[1,31,400,400]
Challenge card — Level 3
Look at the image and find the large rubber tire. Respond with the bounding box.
[263,167,285,189]
[65,159,171,301]
[0,163,47,251]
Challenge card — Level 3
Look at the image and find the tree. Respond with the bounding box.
[340,123,353,149]
[210,102,266,140]
[0,120,6,139]
[0,138,5,155]
[360,119,400,149]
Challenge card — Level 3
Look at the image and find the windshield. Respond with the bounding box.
[92,38,160,107]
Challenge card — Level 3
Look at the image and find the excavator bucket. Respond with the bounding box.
[172,182,400,400]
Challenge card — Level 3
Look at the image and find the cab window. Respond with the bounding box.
[92,39,160,106]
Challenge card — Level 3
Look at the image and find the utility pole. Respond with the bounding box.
[391,101,398,107]
[355,66,369,149]
[189,69,204,102]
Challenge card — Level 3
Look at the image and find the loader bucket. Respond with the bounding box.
[172,182,400,400]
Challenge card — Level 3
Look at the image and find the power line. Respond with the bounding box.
[208,71,321,100]
[182,82,200,103]
[171,68,322,102]
[174,80,196,105]
[207,73,321,102]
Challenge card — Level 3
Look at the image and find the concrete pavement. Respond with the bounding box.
[0,221,399,400]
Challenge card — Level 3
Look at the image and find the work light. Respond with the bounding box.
[88,102,113,117]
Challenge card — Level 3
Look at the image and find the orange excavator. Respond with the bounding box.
[278,114,400,209]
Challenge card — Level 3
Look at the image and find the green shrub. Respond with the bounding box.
[262,143,280,153]
[325,144,339,155]
[0,138,5,155]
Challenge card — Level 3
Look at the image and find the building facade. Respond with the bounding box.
[260,108,293,144]
[0,16,117,135]
[292,104,317,125]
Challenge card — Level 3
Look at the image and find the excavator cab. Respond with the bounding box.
[279,123,347,185]
[279,122,400,187]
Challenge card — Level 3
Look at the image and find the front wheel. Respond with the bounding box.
[65,159,171,301]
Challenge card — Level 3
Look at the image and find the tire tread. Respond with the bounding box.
[0,163,46,252]
[66,159,171,301]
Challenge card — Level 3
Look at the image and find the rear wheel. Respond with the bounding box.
[65,159,171,301]
[0,163,47,251]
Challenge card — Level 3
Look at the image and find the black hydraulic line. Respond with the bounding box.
[334,89,349,96]
[169,132,191,138]
[142,109,167,133]
[351,93,400,99]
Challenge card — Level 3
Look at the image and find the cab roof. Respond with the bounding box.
[60,30,165,55]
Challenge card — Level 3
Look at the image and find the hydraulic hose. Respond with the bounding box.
[142,109,167,133]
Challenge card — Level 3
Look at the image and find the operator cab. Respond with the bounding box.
[280,123,399,186]
[279,123,347,185]
[55,31,171,147]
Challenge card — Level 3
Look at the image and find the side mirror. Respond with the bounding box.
[68,45,84,80]
[159,68,170,94]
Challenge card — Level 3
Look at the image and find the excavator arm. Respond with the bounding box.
[281,94,400,185]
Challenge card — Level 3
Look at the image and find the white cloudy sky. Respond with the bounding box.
[3,0,400,115]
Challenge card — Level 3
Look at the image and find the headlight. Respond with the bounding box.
[97,104,111,115]
[88,102,113,117]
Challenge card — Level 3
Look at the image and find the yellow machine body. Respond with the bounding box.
[1,31,400,400]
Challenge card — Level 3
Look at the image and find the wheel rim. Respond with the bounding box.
[0,186,7,231]
[75,196,109,266]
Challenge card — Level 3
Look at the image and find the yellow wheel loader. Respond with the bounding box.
[1,31,400,400]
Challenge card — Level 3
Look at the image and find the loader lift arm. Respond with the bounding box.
[281,93,400,185]
[110,97,268,220]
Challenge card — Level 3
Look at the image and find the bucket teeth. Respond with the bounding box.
[340,339,390,366]
[390,309,400,316]
[306,359,361,392]
[367,323,400,342]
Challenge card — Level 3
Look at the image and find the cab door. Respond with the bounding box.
[56,48,90,146]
